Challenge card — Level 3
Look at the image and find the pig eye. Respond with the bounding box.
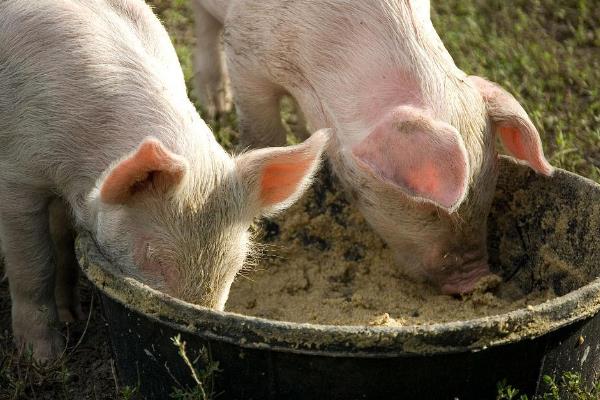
[142,243,168,272]
[145,244,160,263]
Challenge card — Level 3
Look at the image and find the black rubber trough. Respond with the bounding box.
[76,157,600,400]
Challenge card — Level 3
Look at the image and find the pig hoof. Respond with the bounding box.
[58,304,86,322]
[15,331,65,363]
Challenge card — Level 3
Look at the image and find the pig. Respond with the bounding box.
[0,0,328,361]
[191,0,553,295]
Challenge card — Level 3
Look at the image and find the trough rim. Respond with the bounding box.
[77,160,600,358]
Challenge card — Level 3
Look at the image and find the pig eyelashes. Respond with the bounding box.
[135,240,180,287]
[144,243,160,264]
[134,237,160,266]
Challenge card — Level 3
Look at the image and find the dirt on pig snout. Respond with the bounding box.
[226,161,594,326]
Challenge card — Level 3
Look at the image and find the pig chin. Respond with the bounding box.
[179,269,238,311]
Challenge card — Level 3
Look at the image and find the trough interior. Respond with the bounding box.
[225,158,600,325]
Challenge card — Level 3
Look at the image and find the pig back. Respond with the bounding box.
[0,0,188,191]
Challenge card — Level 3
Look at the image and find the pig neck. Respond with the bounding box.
[309,39,487,187]
[322,66,487,189]
[323,65,485,141]
[283,0,488,181]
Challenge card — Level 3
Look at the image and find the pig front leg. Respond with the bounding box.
[49,198,84,323]
[1,192,64,361]
[192,1,230,119]
[288,96,311,142]
[229,68,287,148]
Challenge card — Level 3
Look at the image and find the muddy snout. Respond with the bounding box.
[431,250,497,295]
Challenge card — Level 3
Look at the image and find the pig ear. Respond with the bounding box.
[100,138,188,205]
[469,76,553,176]
[352,107,469,211]
[236,129,330,215]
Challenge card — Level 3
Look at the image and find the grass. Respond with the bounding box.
[0,283,217,400]
[0,352,74,400]
[432,0,600,181]
[497,373,600,400]
[0,0,598,399]
[0,275,123,400]
[168,335,220,400]
[148,0,600,182]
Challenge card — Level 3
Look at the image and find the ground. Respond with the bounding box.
[0,0,598,399]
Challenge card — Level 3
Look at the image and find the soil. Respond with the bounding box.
[226,166,571,326]
[0,259,116,400]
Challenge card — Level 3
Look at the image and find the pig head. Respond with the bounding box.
[192,0,553,293]
[0,0,328,361]
[89,132,328,309]
[340,77,552,294]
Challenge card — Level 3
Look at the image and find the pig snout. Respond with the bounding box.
[399,246,496,295]
[433,250,494,295]
[439,263,494,295]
